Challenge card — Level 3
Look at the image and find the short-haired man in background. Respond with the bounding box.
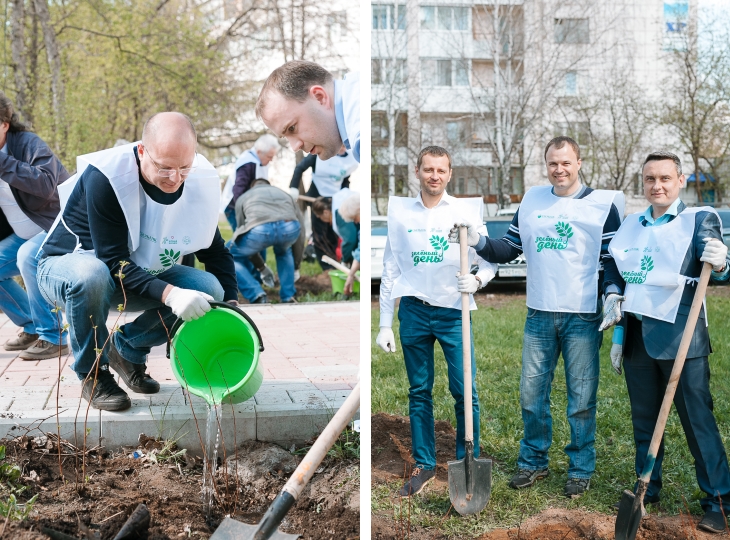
[377,146,496,497]
[608,151,730,534]
[452,136,624,498]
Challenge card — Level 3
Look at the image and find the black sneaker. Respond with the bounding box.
[107,341,160,394]
[509,468,549,489]
[252,293,269,304]
[699,510,728,534]
[81,365,132,411]
[564,477,590,498]
[399,466,436,498]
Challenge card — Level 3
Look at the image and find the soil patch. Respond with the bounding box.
[371,413,717,540]
[1,432,359,539]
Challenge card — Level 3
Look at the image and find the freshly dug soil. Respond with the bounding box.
[1,432,359,539]
[371,413,718,540]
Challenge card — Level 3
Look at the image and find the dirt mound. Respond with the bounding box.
[1,432,359,539]
[371,413,718,540]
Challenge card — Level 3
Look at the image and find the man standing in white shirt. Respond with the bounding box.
[376,146,497,497]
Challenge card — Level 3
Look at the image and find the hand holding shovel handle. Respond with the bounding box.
[615,262,713,540]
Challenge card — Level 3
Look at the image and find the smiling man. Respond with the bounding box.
[450,136,624,498]
[608,151,730,533]
[255,61,360,163]
[38,112,237,411]
[377,146,496,497]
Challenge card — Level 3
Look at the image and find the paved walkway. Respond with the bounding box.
[0,302,359,451]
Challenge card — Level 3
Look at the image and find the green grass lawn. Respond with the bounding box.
[371,291,730,535]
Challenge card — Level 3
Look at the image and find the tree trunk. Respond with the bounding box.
[34,0,66,157]
[10,0,28,120]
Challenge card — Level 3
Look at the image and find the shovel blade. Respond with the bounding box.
[447,456,492,515]
[615,489,642,540]
[210,517,300,540]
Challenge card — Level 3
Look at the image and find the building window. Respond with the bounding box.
[437,60,452,86]
[564,71,577,96]
[373,4,405,30]
[420,6,435,29]
[554,18,589,44]
[454,61,469,86]
[556,122,589,146]
[372,59,383,85]
[446,120,467,146]
[372,113,389,146]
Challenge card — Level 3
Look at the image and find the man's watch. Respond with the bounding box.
[474,276,482,289]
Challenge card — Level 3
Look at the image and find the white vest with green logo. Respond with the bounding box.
[387,195,483,310]
[312,154,358,197]
[48,142,220,275]
[609,206,712,323]
[519,185,624,313]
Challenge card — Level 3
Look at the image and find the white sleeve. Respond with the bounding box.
[473,222,497,285]
[379,238,399,327]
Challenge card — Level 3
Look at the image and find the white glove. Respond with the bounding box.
[259,265,276,288]
[376,327,396,353]
[598,294,625,331]
[289,187,300,201]
[610,343,623,375]
[701,237,728,272]
[457,273,480,294]
[164,287,214,322]
[447,222,481,247]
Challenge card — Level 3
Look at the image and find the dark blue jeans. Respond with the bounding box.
[398,296,480,470]
[624,316,730,513]
[518,306,602,479]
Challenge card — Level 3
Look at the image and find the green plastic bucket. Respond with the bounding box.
[328,270,360,294]
[166,302,265,406]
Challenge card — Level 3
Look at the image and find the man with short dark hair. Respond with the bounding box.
[608,151,730,533]
[38,112,237,411]
[452,136,624,498]
[256,60,359,163]
[377,145,496,497]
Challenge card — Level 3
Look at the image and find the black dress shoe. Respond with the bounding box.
[108,341,160,394]
[699,510,728,534]
[81,365,131,411]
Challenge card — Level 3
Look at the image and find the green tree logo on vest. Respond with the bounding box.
[622,255,654,284]
[412,235,449,266]
[535,222,573,252]
[159,249,181,269]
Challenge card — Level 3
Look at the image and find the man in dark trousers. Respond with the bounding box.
[608,151,730,534]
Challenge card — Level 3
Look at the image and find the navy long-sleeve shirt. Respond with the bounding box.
[227,162,257,212]
[475,186,623,295]
[43,153,237,302]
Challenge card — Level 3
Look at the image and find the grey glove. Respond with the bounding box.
[598,294,625,331]
[447,222,481,247]
[260,265,276,288]
[610,343,623,375]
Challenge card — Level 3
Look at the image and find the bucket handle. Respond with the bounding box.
[165,301,265,359]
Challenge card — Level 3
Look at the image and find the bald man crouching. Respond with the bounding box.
[37,112,238,411]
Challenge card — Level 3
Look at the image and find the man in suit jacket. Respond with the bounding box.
[605,151,730,534]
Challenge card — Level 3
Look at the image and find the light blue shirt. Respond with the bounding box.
[333,73,360,163]
[639,198,682,226]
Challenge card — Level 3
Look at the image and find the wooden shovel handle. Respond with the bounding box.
[321,255,361,282]
[639,262,712,483]
[460,227,473,442]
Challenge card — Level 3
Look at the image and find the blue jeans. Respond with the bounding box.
[0,232,66,344]
[518,306,602,479]
[229,221,300,302]
[37,253,223,377]
[398,296,480,471]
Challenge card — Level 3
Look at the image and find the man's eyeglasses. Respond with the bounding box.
[144,148,197,178]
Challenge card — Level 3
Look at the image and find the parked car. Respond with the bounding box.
[484,217,527,281]
[371,216,388,280]
[716,208,730,249]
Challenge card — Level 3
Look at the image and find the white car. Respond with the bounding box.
[371,216,388,280]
